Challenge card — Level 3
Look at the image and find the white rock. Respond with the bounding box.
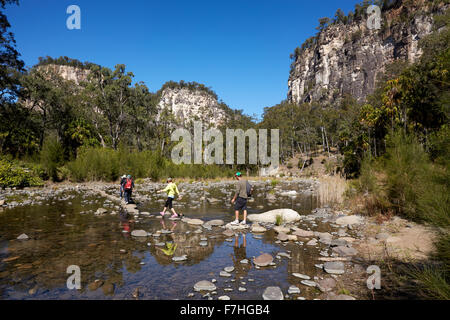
[247,209,301,224]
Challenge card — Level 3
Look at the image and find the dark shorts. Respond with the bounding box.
[234,197,247,211]
[165,197,174,209]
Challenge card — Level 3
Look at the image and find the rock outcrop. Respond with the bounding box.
[157,84,229,126]
[288,0,447,105]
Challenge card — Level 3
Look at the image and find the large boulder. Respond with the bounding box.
[247,209,301,224]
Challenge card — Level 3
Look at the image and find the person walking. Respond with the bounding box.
[230,172,252,225]
[157,178,183,218]
[123,175,134,204]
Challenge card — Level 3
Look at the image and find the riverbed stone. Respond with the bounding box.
[218,295,230,300]
[220,271,232,277]
[288,286,301,294]
[323,261,345,275]
[277,232,289,241]
[172,255,188,262]
[223,229,235,237]
[335,215,363,226]
[17,233,29,240]
[332,246,358,257]
[131,230,148,237]
[95,208,108,215]
[376,232,390,241]
[293,229,314,237]
[184,218,204,226]
[251,224,267,233]
[273,226,291,234]
[253,253,273,267]
[262,287,284,300]
[317,278,337,292]
[326,293,356,300]
[224,266,234,273]
[248,209,301,224]
[292,273,310,280]
[194,280,216,292]
[300,280,317,287]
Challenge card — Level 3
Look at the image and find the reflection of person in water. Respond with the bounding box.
[160,219,177,231]
[119,210,134,237]
[230,233,251,278]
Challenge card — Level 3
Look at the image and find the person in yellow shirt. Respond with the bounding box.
[157,178,183,218]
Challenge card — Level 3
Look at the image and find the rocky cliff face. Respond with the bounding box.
[39,64,90,85]
[157,86,228,126]
[288,0,446,105]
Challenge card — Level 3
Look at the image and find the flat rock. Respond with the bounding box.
[300,280,316,287]
[323,261,345,275]
[220,271,232,277]
[335,215,363,226]
[218,295,230,300]
[131,230,148,237]
[253,253,273,267]
[17,233,29,240]
[326,293,356,300]
[273,226,290,234]
[204,219,224,227]
[293,229,314,237]
[292,273,310,280]
[222,229,235,237]
[194,280,216,292]
[317,278,337,292]
[224,266,235,273]
[248,209,301,224]
[376,233,390,241]
[172,255,188,262]
[262,287,284,300]
[277,232,289,241]
[251,224,267,233]
[288,285,301,294]
[224,222,249,230]
[95,208,108,215]
[184,218,204,226]
[332,246,358,257]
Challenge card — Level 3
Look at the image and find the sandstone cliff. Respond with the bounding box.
[288,0,447,105]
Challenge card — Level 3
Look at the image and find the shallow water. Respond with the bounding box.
[0,180,345,300]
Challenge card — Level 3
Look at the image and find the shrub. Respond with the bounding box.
[0,159,43,188]
[40,136,64,182]
[384,130,449,226]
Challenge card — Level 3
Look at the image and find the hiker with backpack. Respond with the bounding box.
[119,175,127,199]
[157,178,183,218]
[230,172,253,225]
[123,175,135,204]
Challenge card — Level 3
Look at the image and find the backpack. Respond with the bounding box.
[246,181,252,198]
[124,178,132,190]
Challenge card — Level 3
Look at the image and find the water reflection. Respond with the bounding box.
[0,180,324,299]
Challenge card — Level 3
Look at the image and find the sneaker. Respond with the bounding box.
[231,219,239,225]
[240,220,247,225]
[160,211,165,216]
[171,213,179,219]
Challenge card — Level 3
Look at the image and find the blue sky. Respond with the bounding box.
[6,0,359,119]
